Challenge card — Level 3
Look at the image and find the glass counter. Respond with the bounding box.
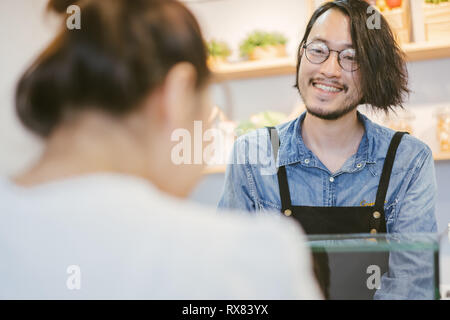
[306,233,441,300]
[439,228,450,300]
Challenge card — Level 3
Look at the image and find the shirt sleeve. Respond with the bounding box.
[217,136,258,212]
[375,146,438,300]
[393,146,437,233]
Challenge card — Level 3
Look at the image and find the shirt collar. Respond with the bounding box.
[276,110,377,171]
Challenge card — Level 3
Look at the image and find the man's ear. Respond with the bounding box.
[160,62,197,130]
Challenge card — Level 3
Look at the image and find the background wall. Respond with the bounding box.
[0,0,449,232]
[0,0,55,176]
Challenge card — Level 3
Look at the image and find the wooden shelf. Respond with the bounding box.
[211,41,450,82]
[402,40,450,61]
[203,151,450,175]
[212,57,296,82]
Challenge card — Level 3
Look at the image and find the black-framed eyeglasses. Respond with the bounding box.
[302,41,360,72]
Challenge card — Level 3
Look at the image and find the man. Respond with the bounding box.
[219,0,437,299]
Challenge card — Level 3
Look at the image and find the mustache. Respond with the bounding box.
[309,78,348,92]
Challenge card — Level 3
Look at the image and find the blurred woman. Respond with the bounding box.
[0,0,321,299]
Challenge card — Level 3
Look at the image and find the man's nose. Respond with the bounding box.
[319,51,341,78]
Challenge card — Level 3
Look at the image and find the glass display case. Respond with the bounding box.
[306,233,441,300]
[440,227,450,300]
[434,106,450,153]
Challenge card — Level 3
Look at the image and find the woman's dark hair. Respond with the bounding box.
[16,0,210,137]
[295,0,409,112]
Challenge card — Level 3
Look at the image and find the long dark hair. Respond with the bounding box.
[16,0,210,137]
[295,0,409,112]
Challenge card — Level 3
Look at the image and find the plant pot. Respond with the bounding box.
[248,44,286,61]
[207,56,227,69]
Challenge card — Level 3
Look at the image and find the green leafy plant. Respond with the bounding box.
[424,0,449,4]
[239,31,288,58]
[236,111,287,136]
[207,40,231,58]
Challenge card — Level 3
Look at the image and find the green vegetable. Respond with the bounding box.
[207,40,231,58]
[424,0,448,4]
[236,111,287,136]
[239,31,288,58]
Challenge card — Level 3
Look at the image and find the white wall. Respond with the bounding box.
[187,0,310,61]
[186,0,309,120]
[0,0,56,176]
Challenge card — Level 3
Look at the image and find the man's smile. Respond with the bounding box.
[310,81,347,101]
[311,79,345,89]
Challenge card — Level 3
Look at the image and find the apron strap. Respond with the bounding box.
[374,131,408,209]
[267,126,292,211]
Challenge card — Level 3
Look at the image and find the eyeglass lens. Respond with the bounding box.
[304,41,358,72]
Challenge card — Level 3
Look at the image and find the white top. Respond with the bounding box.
[0,173,322,299]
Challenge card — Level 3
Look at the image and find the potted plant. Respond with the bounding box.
[206,40,231,68]
[239,31,288,61]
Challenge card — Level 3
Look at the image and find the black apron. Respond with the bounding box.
[267,127,407,299]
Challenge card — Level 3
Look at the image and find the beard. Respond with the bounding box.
[306,101,358,120]
[298,78,361,121]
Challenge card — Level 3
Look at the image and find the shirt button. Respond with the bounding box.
[284,209,292,217]
[304,159,310,164]
[373,211,381,219]
[329,177,334,182]
[370,229,377,234]
[356,163,362,168]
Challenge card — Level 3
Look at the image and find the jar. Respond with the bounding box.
[384,109,415,134]
[434,107,450,153]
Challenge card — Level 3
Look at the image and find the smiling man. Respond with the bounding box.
[218,0,437,299]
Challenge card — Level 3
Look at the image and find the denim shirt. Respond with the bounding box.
[218,111,438,299]
[219,111,437,234]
